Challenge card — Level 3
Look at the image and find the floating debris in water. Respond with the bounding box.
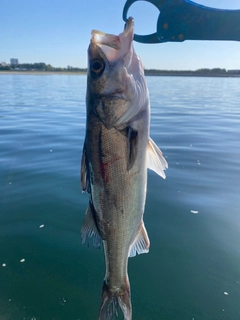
[39,224,44,228]
[20,259,25,263]
[224,292,229,295]
[191,210,199,214]
[59,297,67,305]
[2,263,6,267]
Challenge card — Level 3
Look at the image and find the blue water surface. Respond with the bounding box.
[0,74,240,320]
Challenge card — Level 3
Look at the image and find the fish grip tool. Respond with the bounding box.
[123,0,240,43]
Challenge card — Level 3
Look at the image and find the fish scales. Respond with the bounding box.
[86,110,148,281]
[81,17,168,320]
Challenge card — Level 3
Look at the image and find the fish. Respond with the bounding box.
[81,17,168,320]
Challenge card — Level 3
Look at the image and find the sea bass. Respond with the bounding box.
[81,17,168,320]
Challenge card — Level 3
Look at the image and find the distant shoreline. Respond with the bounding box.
[0,71,87,75]
[0,70,240,77]
[144,71,240,78]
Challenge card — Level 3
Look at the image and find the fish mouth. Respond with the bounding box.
[100,90,125,99]
[91,17,134,61]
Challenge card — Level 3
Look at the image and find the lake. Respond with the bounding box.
[0,74,240,320]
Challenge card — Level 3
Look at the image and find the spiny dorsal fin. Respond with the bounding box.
[146,137,168,179]
[129,222,150,257]
[81,204,101,248]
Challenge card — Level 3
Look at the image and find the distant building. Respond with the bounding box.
[1,62,8,66]
[10,58,19,65]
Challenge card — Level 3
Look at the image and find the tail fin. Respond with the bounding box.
[98,280,132,320]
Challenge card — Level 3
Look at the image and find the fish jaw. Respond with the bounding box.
[86,17,148,129]
[91,17,134,64]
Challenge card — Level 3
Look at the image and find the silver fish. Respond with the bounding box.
[81,17,168,320]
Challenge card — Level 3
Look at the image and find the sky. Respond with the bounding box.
[1,0,240,70]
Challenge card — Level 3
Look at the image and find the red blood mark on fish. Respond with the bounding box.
[99,156,122,183]
[100,161,110,183]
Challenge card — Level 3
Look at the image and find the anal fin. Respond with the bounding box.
[81,204,102,248]
[129,221,150,257]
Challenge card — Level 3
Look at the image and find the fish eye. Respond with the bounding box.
[90,58,105,77]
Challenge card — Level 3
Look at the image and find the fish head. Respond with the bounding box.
[87,17,148,129]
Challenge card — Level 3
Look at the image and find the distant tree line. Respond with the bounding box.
[0,63,87,72]
[144,68,228,74]
[144,68,240,76]
[195,68,227,74]
[0,65,11,71]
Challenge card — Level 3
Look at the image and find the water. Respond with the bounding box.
[0,74,240,320]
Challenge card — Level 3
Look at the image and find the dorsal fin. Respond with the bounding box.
[129,222,150,257]
[147,138,168,179]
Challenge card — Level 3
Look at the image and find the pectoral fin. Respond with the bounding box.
[147,138,168,179]
[127,126,138,171]
[81,204,102,248]
[129,222,150,257]
[80,144,89,192]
